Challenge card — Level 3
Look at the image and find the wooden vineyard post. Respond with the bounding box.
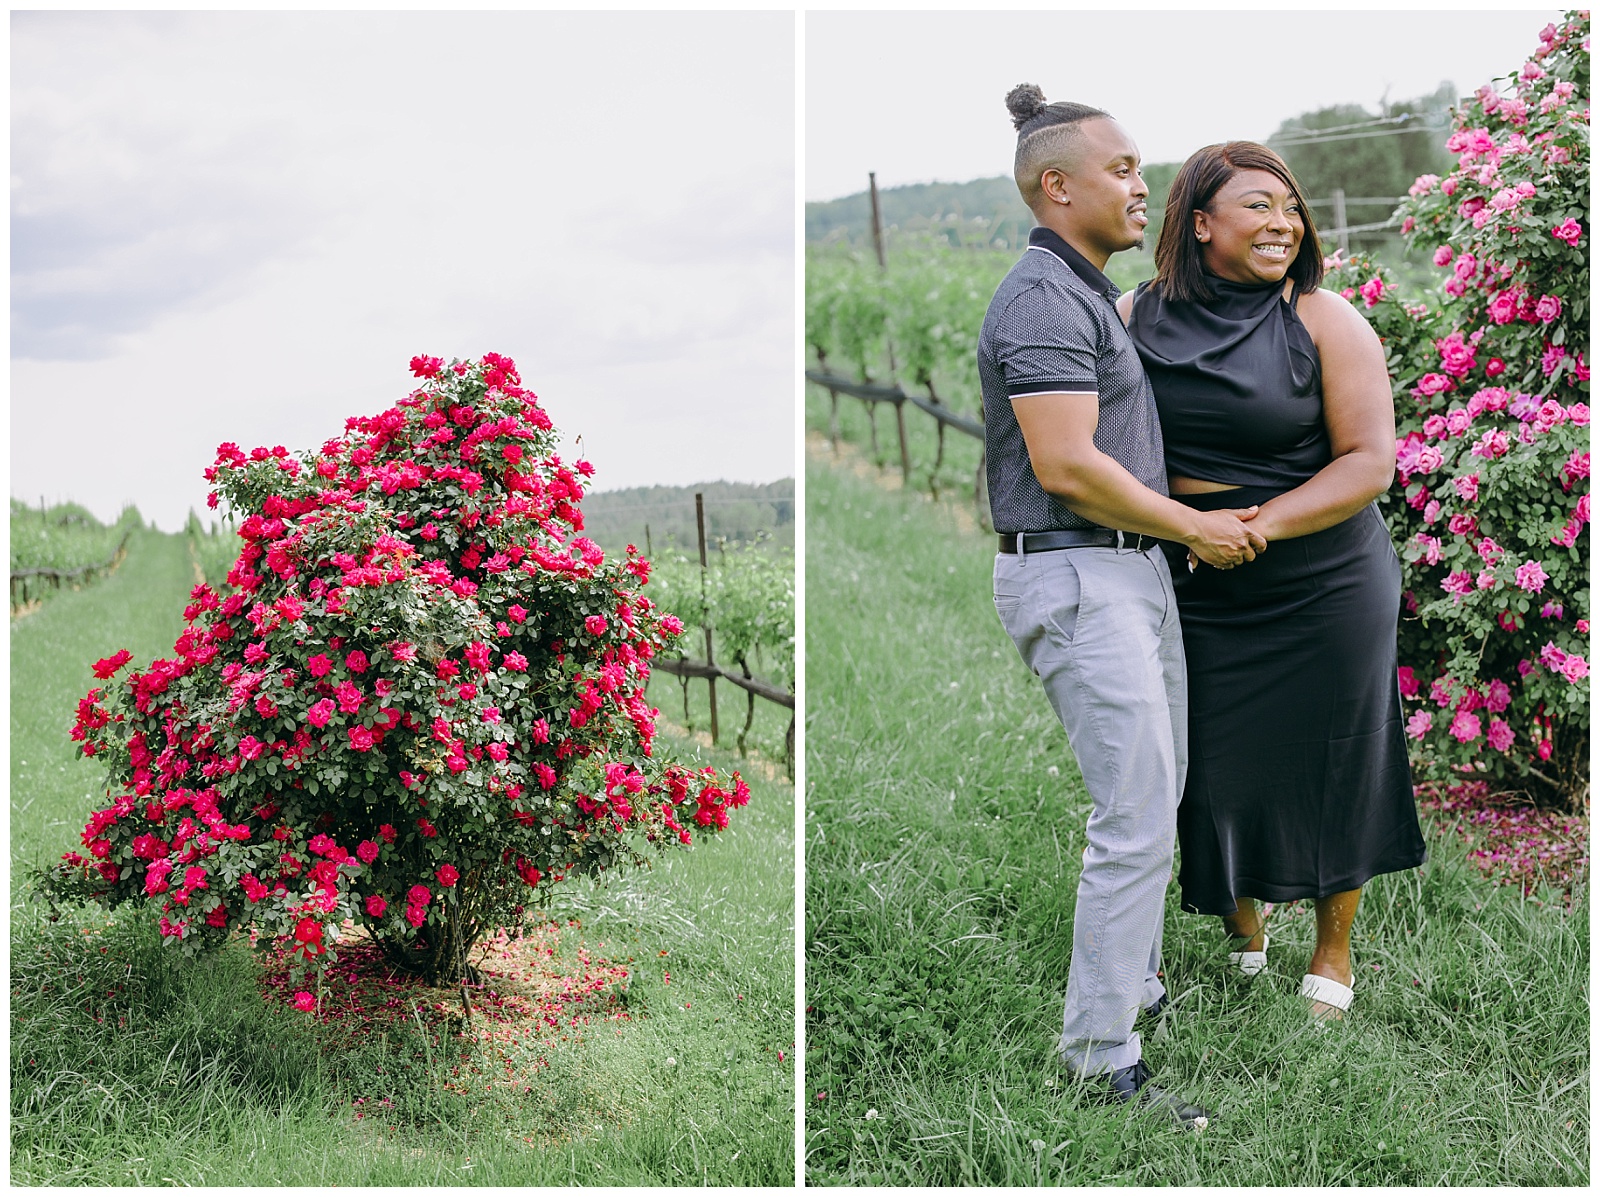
[894,398,912,485]
[868,172,887,270]
[695,492,719,745]
[868,170,900,385]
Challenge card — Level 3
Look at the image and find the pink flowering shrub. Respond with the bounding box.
[1325,12,1589,808]
[49,353,749,986]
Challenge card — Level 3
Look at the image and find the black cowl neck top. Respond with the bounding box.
[1128,275,1330,489]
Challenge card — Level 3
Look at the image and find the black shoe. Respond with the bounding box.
[1103,1058,1212,1130]
[1141,992,1169,1021]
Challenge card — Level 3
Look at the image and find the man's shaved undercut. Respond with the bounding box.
[1005,84,1110,212]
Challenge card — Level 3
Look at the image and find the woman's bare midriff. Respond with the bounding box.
[1169,475,1242,495]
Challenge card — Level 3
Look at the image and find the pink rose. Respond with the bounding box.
[1552,217,1583,246]
[1514,560,1549,593]
[1412,374,1452,399]
[1470,430,1509,459]
[1533,400,1567,433]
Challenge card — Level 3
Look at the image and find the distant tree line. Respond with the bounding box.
[578,480,795,556]
[807,83,1456,268]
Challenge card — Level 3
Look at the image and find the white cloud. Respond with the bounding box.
[11,9,796,530]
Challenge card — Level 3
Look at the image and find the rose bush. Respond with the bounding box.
[1324,11,1589,808]
[49,353,749,987]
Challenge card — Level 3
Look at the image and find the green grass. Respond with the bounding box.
[803,455,1588,1186]
[12,528,795,1185]
[12,527,191,892]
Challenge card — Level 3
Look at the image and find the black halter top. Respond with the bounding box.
[1128,275,1330,489]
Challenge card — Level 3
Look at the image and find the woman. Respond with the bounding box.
[1116,142,1426,1019]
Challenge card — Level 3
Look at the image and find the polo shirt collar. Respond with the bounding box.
[1028,226,1117,299]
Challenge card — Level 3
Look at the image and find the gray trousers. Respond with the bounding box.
[993,541,1187,1076]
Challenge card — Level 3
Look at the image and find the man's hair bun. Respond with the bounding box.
[1005,83,1049,131]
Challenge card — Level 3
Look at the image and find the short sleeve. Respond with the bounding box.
[990,281,1102,398]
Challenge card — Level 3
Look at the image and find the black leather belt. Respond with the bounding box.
[998,529,1156,554]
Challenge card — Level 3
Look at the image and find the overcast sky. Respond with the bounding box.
[12,10,795,531]
[806,9,1565,201]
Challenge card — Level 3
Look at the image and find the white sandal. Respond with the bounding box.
[1299,972,1354,1017]
[1228,934,1269,977]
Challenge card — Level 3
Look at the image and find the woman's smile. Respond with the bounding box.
[1194,167,1305,285]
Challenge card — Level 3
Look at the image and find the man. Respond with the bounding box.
[977,86,1265,1130]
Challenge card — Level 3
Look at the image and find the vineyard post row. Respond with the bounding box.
[9,530,131,612]
[805,367,992,528]
[652,492,795,777]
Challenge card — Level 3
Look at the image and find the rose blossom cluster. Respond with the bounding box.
[52,353,749,988]
[1325,13,1588,802]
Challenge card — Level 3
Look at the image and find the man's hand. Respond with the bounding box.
[1183,506,1268,570]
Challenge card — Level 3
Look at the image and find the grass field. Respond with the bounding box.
[803,448,1588,1186]
[11,527,796,1185]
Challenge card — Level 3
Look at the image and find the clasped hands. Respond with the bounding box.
[1185,505,1270,571]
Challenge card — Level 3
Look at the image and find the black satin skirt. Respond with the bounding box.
[1164,487,1426,916]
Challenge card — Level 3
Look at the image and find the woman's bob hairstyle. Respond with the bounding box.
[1153,141,1324,303]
